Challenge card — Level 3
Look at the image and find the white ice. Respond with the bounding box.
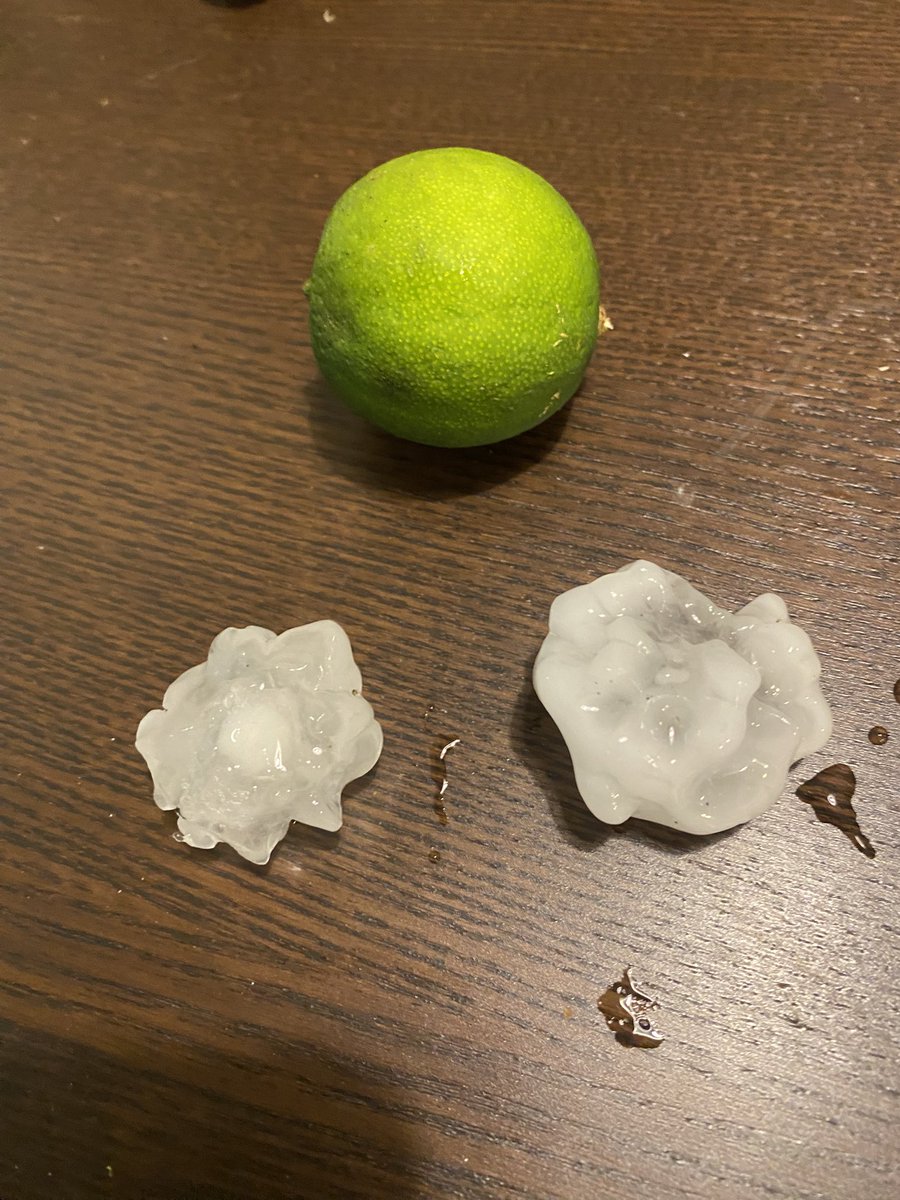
[136,622,383,864]
[533,560,831,834]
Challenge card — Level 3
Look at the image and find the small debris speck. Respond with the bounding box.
[323,8,336,21]
[877,365,890,371]
[99,97,110,107]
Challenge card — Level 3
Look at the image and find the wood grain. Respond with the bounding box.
[2,2,898,1198]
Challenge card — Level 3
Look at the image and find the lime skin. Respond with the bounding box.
[307,147,601,448]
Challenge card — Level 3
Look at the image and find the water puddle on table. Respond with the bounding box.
[598,968,665,1049]
[430,735,460,826]
[796,763,875,859]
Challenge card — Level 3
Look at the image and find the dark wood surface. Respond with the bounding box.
[2,2,898,1197]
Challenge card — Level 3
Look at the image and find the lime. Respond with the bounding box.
[306,147,602,448]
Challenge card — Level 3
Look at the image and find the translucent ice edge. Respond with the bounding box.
[135,622,383,864]
[533,560,832,835]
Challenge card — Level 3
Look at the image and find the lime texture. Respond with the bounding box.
[307,147,601,448]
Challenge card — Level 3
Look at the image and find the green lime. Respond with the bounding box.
[306,147,602,448]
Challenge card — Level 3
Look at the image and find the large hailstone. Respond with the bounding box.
[136,622,383,864]
[533,560,831,835]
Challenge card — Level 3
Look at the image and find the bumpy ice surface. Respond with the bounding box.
[136,622,383,864]
[533,560,831,834]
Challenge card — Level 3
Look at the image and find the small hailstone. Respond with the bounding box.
[534,560,831,835]
[135,622,382,864]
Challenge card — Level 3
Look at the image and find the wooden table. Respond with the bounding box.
[3,2,898,1197]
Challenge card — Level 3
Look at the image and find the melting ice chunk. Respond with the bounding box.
[533,560,831,834]
[135,622,383,864]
